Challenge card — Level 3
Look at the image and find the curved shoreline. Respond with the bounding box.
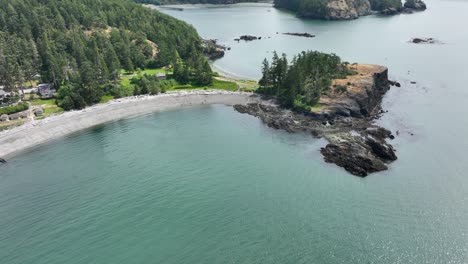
[0,91,262,159]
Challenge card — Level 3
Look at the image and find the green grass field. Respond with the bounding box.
[31,98,56,106]
[99,95,115,104]
[171,79,239,92]
[119,67,242,94]
[30,98,64,119]
[120,68,173,94]
[43,106,64,115]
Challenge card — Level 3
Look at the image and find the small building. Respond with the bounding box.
[0,86,6,100]
[19,111,28,119]
[37,84,52,92]
[34,108,44,116]
[8,113,21,120]
[8,111,28,120]
[156,73,167,80]
[37,84,56,99]
[0,114,8,122]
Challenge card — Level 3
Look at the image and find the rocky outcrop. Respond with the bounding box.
[283,32,316,38]
[326,0,371,20]
[274,0,426,20]
[410,38,442,44]
[404,0,426,11]
[236,35,259,41]
[202,39,227,60]
[379,8,400,15]
[234,64,398,177]
[315,64,390,119]
[321,130,396,176]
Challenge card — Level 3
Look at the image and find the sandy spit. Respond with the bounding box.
[0,90,263,159]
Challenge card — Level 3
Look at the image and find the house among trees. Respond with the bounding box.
[37,84,56,99]
[9,111,28,119]
[0,86,13,105]
[8,113,21,120]
[156,73,167,80]
[34,108,44,116]
[0,114,8,122]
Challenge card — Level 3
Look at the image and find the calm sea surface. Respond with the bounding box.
[1,1,468,263]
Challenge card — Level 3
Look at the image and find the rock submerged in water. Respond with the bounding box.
[236,35,258,41]
[404,0,427,11]
[0,158,6,164]
[320,135,396,177]
[234,64,398,177]
[380,8,400,16]
[283,32,316,38]
[410,38,441,44]
[389,80,401,87]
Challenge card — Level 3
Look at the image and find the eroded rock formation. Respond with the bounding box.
[234,65,399,177]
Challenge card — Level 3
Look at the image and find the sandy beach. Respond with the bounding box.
[0,90,262,159]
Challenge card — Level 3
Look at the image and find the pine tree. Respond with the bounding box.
[259,58,271,88]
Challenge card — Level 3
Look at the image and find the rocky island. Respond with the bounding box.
[274,0,427,20]
[410,37,442,44]
[234,52,398,176]
[202,39,228,60]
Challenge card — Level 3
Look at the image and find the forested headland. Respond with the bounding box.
[273,0,426,20]
[0,0,212,110]
[258,51,354,112]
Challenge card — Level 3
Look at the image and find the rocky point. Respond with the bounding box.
[234,64,398,177]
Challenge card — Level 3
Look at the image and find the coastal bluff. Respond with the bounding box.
[234,64,397,176]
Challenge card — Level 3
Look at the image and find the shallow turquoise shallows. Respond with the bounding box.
[2,0,468,263]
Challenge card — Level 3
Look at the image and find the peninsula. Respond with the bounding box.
[234,51,398,176]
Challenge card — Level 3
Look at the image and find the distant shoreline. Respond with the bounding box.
[0,91,262,159]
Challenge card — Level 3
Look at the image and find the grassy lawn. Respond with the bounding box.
[120,67,243,94]
[99,95,115,104]
[210,79,239,91]
[43,106,64,115]
[25,80,39,88]
[31,98,56,106]
[30,98,64,119]
[35,105,64,120]
[120,68,172,94]
[120,68,171,78]
[170,79,239,92]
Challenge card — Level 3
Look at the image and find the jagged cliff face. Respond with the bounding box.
[326,0,371,20]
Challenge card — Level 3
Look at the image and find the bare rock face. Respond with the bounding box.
[326,0,371,20]
[234,65,397,177]
[404,0,427,11]
[202,39,226,60]
[315,65,389,119]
